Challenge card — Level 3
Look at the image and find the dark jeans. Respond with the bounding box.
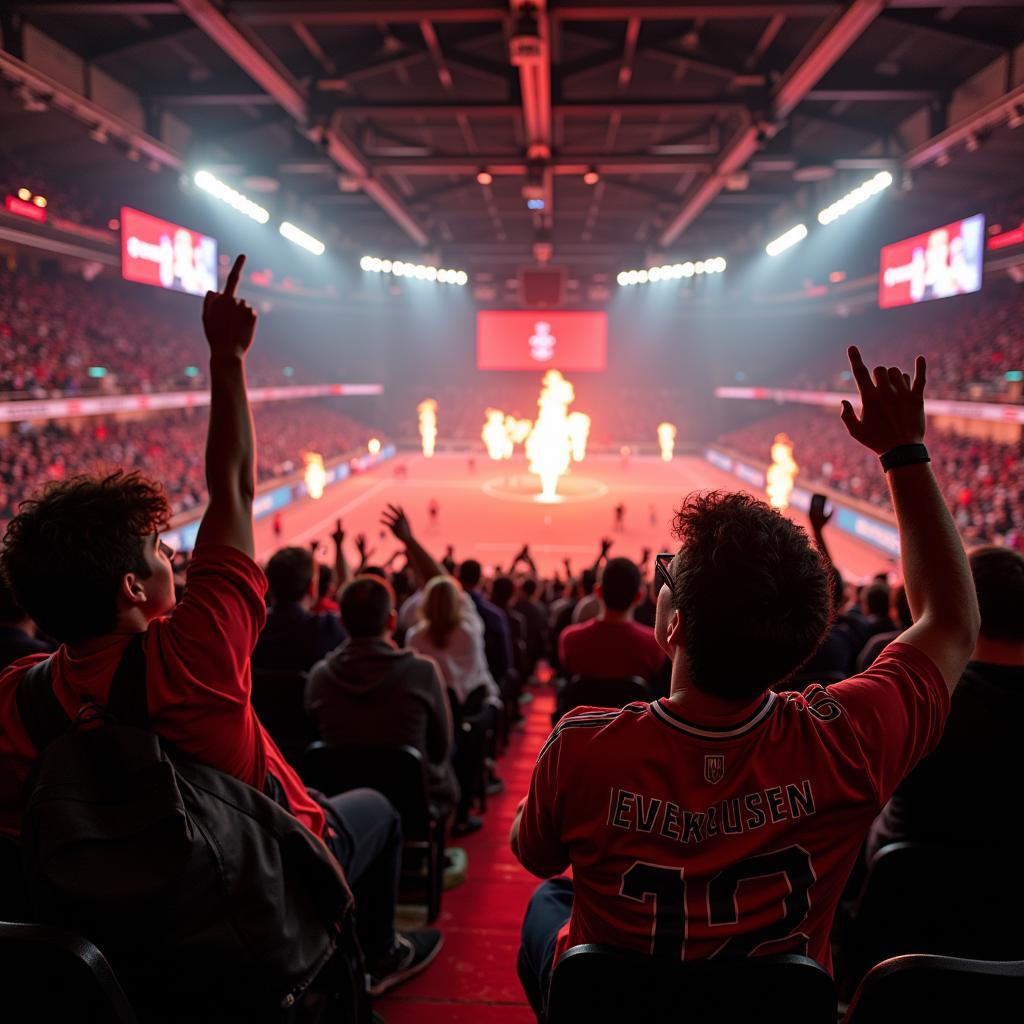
[518,877,574,1021]
[317,787,403,964]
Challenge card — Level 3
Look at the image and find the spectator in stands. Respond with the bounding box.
[252,546,346,672]
[512,348,980,1017]
[0,575,52,670]
[558,557,665,684]
[571,540,613,625]
[867,546,1024,857]
[491,575,528,676]
[458,559,512,685]
[0,255,440,995]
[306,575,459,820]
[513,575,548,675]
[857,587,913,671]
[408,576,500,706]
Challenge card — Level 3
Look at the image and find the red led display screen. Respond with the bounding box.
[121,206,218,296]
[878,214,985,309]
[477,310,608,371]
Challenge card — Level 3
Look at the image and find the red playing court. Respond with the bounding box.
[255,451,893,582]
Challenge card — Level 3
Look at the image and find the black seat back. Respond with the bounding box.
[562,676,649,714]
[301,743,432,835]
[0,920,139,1022]
[548,945,835,1024]
[845,955,1024,1024]
[847,842,1024,981]
[251,669,316,765]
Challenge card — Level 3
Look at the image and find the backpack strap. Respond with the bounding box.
[106,633,149,727]
[15,657,72,752]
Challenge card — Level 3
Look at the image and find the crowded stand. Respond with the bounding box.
[720,406,1024,548]
[5,5,1024,1022]
[0,268,312,395]
[783,283,1024,402]
[0,401,377,523]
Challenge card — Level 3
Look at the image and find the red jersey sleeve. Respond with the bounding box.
[145,544,268,780]
[516,710,580,878]
[825,641,949,806]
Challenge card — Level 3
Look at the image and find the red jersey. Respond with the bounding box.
[0,544,325,839]
[517,643,947,972]
[559,619,666,681]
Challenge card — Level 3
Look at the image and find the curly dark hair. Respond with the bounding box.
[0,471,171,645]
[670,491,832,700]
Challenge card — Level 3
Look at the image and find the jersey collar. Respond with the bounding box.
[651,692,777,741]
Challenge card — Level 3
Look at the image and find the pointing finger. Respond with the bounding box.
[224,254,245,298]
[847,346,873,396]
[912,354,927,396]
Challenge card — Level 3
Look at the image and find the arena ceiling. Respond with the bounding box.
[3,1,1024,288]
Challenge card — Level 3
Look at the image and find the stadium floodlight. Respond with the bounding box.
[766,224,808,257]
[279,221,326,255]
[817,171,893,226]
[360,254,467,285]
[193,169,269,224]
[615,256,727,285]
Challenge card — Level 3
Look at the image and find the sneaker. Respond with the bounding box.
[443,847,468,890]
[368,929,443,996]
[452,815,484,837]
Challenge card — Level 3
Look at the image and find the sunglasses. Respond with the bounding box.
[654,552,674,593]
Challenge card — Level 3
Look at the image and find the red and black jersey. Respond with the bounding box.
[517,643,948,972]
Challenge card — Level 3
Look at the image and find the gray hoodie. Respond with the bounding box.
[305,636,459,815]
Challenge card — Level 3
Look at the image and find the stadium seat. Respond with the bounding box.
[449,685,501,815]
[0,920,140,1022]
[844,954,1024,1024]
[547,945,836,1024]
[555,675,649,722]
[250,669,318,768]
[300,742,444,923]
[839,841,1024,989]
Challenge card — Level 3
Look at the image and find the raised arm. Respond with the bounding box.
[381,504,444,587]
[808,493,835,568]
[331,519,351,590]
[195,254,257,556]
[840,346,979,691]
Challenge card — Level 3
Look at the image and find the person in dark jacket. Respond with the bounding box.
[306,575,459,818]
[254,546,346,672]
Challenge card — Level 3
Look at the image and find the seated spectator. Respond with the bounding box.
[407,576,500,705]
[0,576,52,671]
[458,559,512,685]
[312,564,340,614]
[513,576,549,674]
[306,575,459,819]
[867,545,1024,858]
[857,586,913,672]
[491,575,528,676]
[511,348,979,1018]
[252,546,346,672]
[0,256,440,995]
[558,557,665,684]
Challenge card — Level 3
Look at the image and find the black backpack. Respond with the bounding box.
[15,635,354,1021]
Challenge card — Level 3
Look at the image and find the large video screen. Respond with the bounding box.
[121,206,218,296]
[879,213,985,309]
[477,310,607,371]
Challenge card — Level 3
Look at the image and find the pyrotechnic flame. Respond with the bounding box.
[417,399,438,458]
[657,422,677,462]
[303,451,327,500]
[368,437,381,455]
[505,416,532,445]
[482,408,514,460]
[526,370,590,502]
[766,432,798,509]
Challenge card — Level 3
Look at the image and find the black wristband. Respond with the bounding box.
[879,443,930,473]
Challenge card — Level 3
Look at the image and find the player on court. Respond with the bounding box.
[512,348,979,1017]
[428,498,440,529]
